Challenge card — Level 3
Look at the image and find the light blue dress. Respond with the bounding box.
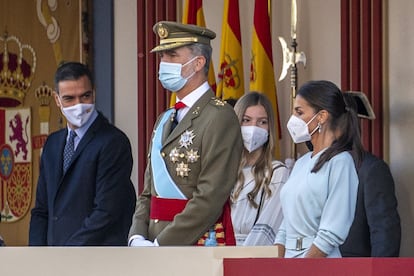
[274,149,358,258]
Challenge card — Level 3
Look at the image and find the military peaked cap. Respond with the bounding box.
[151,21,216,53]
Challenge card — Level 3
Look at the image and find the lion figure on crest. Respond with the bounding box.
[9,112,29,160]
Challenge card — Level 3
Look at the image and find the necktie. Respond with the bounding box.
[63,130,77,172]
[171,101,186,132]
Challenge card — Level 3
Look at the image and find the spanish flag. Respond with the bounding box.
[250,0,281,158]
[217,0,244,102]
[183,0,216,92]
[170,0,216,107]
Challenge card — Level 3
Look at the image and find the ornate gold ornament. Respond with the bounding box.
[0,32,36,106]
[157,24,168,39]
[213,97,225,106]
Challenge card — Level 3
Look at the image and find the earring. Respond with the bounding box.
[318,122,322,133]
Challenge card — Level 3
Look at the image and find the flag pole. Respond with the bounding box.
[278,0,306,160]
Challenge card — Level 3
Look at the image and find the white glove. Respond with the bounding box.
[129,235,155,247]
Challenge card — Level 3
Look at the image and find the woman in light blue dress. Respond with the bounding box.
[274,80,364,258]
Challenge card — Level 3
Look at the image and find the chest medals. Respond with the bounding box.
[169,130,199,177]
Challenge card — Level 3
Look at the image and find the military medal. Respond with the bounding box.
[169,147,181,163]
[176,162,191,177]
[186,149,200,163]
[179,130,195,148]
[169,129,199,178]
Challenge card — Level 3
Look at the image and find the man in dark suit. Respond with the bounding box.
[29,62,136,246]
[128,21,243,246]
[339,91,401,256]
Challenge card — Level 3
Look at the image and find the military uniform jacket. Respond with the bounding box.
[129,89,243,245]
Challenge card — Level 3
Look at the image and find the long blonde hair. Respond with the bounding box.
[232,92,276,208]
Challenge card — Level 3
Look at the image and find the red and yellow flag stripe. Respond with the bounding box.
[250,0,281,158]
[217,0,244,101]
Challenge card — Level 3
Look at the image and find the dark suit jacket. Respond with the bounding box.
[340,152,401,256]
[129,90,243,245]
[29,113,136,246]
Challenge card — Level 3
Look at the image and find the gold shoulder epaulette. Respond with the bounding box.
[210,97,225,107]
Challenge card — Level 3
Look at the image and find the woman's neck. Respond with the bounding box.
[311,131,336,156]
[245,148,263,166]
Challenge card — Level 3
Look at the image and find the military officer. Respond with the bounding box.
[128,21,243,246]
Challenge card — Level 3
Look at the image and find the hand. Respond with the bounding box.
[304,244,327,258]
[130,238,155,247]
[129,236,155,247]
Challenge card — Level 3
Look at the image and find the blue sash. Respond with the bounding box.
[151,110,187,199]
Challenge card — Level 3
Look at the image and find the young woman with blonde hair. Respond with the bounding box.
[231,92,289,246]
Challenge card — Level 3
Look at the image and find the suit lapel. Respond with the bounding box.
[62,113,105,176]
[53,115,105,203]
[50,129,69,202]
[73,114,104,161]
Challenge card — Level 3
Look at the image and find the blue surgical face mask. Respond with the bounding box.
[158,56,198,92]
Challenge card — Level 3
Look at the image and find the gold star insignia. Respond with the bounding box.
[186,149,200,163]
[176,162,191,177]
[169,147,180,163]
[192,106,200,115]
[213,98,225,106]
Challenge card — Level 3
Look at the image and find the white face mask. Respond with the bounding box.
[60,101,95,128]
[241,125,269,153]
[286,113,319,144]
[158,56,197,92]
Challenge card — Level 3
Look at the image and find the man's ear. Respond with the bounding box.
[195,56,206,72]
[53,91,61,108]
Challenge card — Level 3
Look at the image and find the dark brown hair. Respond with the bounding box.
[297,80,364,172]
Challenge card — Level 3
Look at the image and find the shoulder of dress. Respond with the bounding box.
[332,151,355,163]
[271,161,288,173]
[269,161,289,181]
[271,160,286,168]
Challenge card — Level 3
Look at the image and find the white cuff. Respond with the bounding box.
[128,235,145,246]
[129,235,158,247]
